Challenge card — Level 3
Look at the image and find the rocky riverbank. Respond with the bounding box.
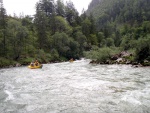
[90,51,150,67]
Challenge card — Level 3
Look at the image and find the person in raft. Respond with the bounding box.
[30,61,34,67]
[34,60,39,66]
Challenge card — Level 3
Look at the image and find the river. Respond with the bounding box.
[0,59,150,113]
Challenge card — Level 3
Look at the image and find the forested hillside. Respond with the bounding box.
[0,0,96,67]
[0,0,150,67]
[85,0,150,65]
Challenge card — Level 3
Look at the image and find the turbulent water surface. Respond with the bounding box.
[0,59,150,113]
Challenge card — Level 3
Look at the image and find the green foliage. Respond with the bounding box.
[1,0,150,67]
[54,16,72,34]
[73,31,87,52]
[82,18,91,38]
[26,45,36,57]
[120,35,131,50]
[34,10,49,49]
[65,1,79,26]
[135,36,150,62]
[50,49,60,61]
[51,32,80,59]
[97,32,104,46]
[101,39,106,47]
[0,57,17,68]
[84,47,120,62]
[87,0,150,52]
[142,21,150,34]
[6,18,29,60]
[89,34,98,45]
[35,49,52,63]
[0,2,7,56]
[36,0,55,17]
[56,0,66,17]
[96,47,113,62]
[106,38,114,47]
[52,32,70,56]
[19,57,34,65]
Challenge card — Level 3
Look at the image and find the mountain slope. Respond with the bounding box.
[87,0,150,23]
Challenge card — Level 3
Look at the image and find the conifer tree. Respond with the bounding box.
[0,0,7,56]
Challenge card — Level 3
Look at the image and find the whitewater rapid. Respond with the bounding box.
[0,59,150,113]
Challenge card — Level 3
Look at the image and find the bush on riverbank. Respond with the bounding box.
[84,46,150,66]
[0,57,17,68]
[135,37,150,63]
[84,47,120,62]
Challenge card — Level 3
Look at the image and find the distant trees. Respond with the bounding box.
[34,9,48,49]
[65,1,78,26]
[0,0,7,56]
[135,36,150,63]
[87,0,150,46]
[54,16,72,34]
[32,0,96,60]
[56,0,65,17]
[6,19,29,60]
[83,0,150,63]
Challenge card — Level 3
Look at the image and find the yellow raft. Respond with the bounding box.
[69,60,74,63]
[69,58,74,63]
[28,64,43,69]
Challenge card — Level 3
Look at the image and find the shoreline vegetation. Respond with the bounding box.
[0,51,150,69]
[89,51,150,67]
[84,47,150,67]
[0,57,65,69]
[0,60,149,69]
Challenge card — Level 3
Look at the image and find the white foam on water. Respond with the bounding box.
[4,90,15,101]
[26,105,37,111]
[121,92,142,105]
[0,59,150,113]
